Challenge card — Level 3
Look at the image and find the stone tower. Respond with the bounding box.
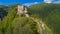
[17,5,29,17]
[17,5,27,15]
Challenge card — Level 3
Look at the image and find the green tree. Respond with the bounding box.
[12,17,37,34]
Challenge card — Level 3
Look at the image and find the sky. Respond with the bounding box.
[0,0,43,6]
[0,0,60,6]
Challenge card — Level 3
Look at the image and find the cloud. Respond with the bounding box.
[44,0,60,3]
[44,0,52,3]
[23,2,39,6]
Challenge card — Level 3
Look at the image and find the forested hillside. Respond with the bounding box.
[0,3,60,34]
[29,3,60,34]
[0,4,38,34]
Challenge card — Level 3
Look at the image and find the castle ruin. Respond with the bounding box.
[17,5,29,17]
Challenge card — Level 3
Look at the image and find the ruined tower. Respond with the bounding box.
[17,5,27,15]
[17,5,29,17]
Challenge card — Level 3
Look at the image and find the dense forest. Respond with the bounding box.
[0,3,60,34]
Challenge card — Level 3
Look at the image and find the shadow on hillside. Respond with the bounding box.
[0,8,8,20]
